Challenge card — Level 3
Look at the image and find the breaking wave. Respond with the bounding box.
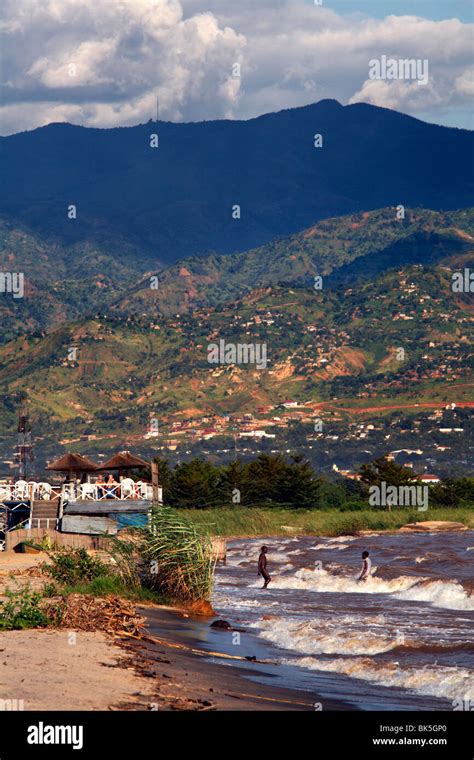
[267,567,420,595]
[255,568,474,611]
[394,580,474,611]
[287,656,474,703]
[253,617,406,656]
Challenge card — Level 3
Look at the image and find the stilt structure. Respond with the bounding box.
[14,402,34,480]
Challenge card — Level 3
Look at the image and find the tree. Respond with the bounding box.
[359,456,417,487]
[151,457,173,494]
[245,453,321,508]
[219,460,253,506]
[430,477,474,508]
[167,458,221,509]
[277,454,322,508]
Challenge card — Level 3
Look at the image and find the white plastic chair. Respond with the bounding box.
[15,480,28,500]
[0,484,11,501]
[121,477,135,499]
[37,482,52,500]
[79,483,96,500]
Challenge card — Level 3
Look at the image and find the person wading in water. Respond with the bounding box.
[358,550,372,582]
[258,546,271,589]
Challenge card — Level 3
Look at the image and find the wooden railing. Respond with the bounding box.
[0,482,62,502]
[66,482,155,501]
[0,481,156,502]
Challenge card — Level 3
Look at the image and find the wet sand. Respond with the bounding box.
[131,606,353,710]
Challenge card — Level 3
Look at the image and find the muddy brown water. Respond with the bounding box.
[209,531,474,710]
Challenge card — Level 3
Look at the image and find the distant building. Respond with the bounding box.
[239,430,276,439]
[332,464,361,481]
[418,474,440,484]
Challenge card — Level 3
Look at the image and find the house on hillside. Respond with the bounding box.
[418,474,440,485]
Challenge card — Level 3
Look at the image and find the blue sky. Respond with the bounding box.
[306,1,473,23]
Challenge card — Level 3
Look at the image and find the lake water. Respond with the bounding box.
[212,531,474,710]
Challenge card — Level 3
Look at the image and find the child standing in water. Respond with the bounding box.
[258,546,271,589]
[358,550,372,581]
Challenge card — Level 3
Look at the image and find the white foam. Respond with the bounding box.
[395,581,474,611]
[270,567,420,595]
[288,656,474,703]
[212,594,265,609]
[253,617,405,656]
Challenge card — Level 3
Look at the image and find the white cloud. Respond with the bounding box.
[349,78,444,113]
[0,0,472,134]
[455,67,474,98]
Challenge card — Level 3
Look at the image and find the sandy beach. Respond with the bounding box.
[0,605,340,711]
[0,628,156,711]
[0,550,342,711]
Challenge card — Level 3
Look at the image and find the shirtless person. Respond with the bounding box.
[358,550,372,581]
[258,546,271,589]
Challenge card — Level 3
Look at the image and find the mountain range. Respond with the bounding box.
[1,99,473,265]
[0,101,472,472]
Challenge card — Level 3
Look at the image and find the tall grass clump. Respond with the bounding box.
[108,533,143,591]
[142,507,215,602]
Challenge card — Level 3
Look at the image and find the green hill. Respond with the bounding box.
[115,207,474,315]
[0,255,471,460]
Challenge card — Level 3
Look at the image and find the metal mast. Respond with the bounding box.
[15,402,34,480]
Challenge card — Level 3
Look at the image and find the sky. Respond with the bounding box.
[0,0,472,135]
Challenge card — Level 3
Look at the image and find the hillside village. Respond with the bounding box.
[0,210,471,478]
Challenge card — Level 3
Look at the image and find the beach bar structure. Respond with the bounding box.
[0,450,160,550]
[46,452,99,481]
[96,451,150,478]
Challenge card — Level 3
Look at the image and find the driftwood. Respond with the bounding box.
[46,594,145,638]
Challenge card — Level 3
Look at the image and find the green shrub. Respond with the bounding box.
[0,586,52,630]
[57,575,162,603]
[44,547,109,585]
[42,582,59,597]
[338,500,372,512]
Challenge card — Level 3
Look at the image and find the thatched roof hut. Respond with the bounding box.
[97,451,149,477]
[47,452,99,473]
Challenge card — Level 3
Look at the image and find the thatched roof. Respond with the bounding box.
[97,451,149,471]
[46,452,99,472]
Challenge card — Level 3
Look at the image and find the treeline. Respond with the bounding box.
[151,454,474,510]
[154,454,320,509]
